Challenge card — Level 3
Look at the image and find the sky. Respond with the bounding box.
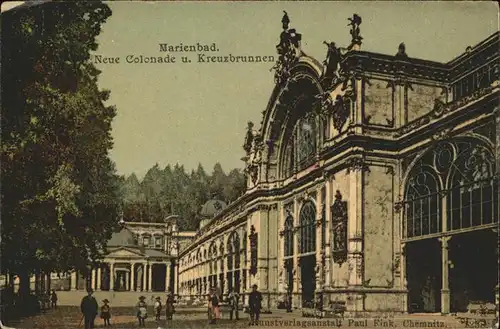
[18,1,500,179]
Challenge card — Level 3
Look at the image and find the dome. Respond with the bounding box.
[107,227,137,247]
[200,199,227,218]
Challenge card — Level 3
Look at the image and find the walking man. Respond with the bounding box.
[50,290,58,309]
[228,289,239,320]
[248,284,262,325]
[80,288,98,329]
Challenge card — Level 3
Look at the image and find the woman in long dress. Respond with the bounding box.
[165,293,175,320]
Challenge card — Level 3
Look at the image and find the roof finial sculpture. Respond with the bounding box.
[271,11,303,85]
[347,14,362,45]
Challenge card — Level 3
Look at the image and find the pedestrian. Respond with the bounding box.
[136,296,148,327]
[154,296,162,321]
[228,289,239,320]
[207,293,213,323]
[248,284,262,326]
[165,292,175,320]
[210,288,220,324]
[100,299,111,327]
[50,290,58,309]
[80,288,98,329]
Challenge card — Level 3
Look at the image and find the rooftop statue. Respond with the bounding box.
[347,14,362,43]
[395,42,408,58]
[272,11,302,85]
[322,41,342,87]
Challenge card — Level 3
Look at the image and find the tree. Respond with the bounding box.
[1,1,119,293]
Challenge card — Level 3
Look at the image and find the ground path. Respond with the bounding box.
[4,306,497,328]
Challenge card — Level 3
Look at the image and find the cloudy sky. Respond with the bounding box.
[19,1,500,178]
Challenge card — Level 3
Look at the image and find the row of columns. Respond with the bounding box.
[70,261,174,293]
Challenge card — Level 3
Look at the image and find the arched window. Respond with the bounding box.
[403,139,498,239]
[284,214,294,257]
[227,242,233,271]
[298,201,316,254]
[404,169,440,238]
[282,113,318,179]
[448,142,496,230]
[233,234,241,269]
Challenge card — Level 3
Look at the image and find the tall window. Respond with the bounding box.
[298,201,316,254]
[403,138,498,239]
[284,214,294,257]
[282,113,318,178]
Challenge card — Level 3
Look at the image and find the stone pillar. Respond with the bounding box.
[439,236,451,315]
[324,177,332,287]
[91,269,96,291]
[348,168,364,286]
[109,262,115,291]
[292,197,300,306]
[47,273,51,292]
[71,271,78,291]
[278,203,286,294]
[165,261,171,292]
[130,263,135,291]
[96,266,102,291]
[142,263,147,291]
[401,243,408,313]
[125,271,129,291]
[315,187,323,294]
[148,263,153,292]
[174,263,179,296]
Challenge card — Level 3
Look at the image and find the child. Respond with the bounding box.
[100,299,111,327]
[136,296,148,327]
[154,296,162,321]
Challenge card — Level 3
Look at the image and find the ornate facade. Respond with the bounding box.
[178,13,499,314]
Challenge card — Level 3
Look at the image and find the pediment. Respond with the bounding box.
[107,247,143,258]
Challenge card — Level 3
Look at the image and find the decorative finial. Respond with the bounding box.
[395,43,408,58]
[282,11,290,30]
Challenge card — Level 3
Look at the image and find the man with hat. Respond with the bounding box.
[248,284,262,325]
[136,295,148,327]
[80,288,98,329]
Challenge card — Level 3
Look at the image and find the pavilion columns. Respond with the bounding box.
[91,269,96,291]
[142,263,147,291]
[71,271,78,290]
[165,261,171,292]
[148,263,153,292]
[440,236,451,315]
[109,262,115,291]
[96,266,102,291]
[130,263,136,291]
[278,203,286,295]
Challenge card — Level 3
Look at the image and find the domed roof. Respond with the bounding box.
[107,227,137,247]
[200,199,227,218]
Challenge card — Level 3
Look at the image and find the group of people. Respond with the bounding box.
[79,288,176,329]
[207,284,263,325]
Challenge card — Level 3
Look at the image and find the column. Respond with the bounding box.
[165,261,171,292]
[348,168,363,286]
[109,262,115,291]
[400,243,408,313]
[439,236,451,314]
[292,197,300,305]
[125,270,129,291]
[324,177,332,287]
[142,263,147,291]
[148,263,153,292]
[47,273,51,291]
[174,263,179,296]
[91,269,96,291]
[278,203,286,294]
[130,263,135,291]
[96,266,102,291]
[315,187,323,293]
[71,271,78,291]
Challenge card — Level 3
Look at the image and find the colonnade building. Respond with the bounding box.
[178,13,499,314]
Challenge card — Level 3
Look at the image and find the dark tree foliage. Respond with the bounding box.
[1,1,120,289]
[120,163,246,230]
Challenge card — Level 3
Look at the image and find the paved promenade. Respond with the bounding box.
[5,306,498,329]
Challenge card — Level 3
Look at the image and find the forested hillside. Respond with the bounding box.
[120,163,246,230]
